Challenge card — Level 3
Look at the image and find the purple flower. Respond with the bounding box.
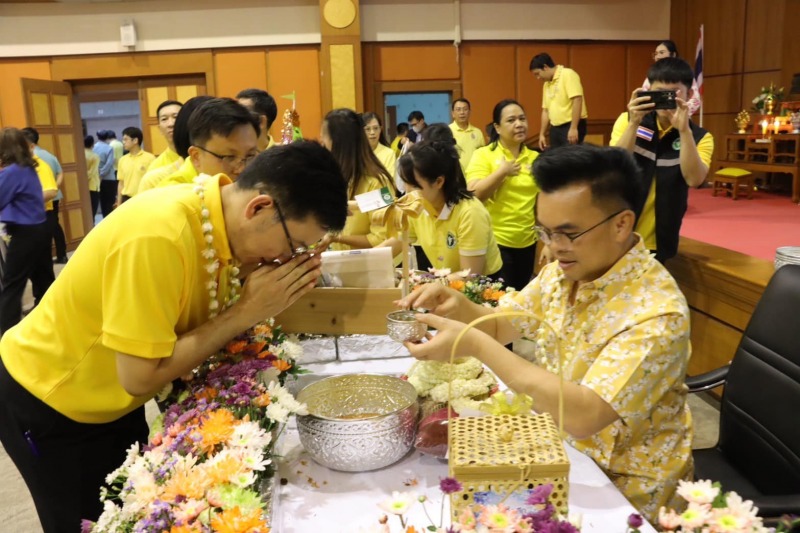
[526,483,553,506]
[627,513,643,529]
[80,520,94,533]
[439,477,463,494]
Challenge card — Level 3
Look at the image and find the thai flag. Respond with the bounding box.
[695,25,704,100]
[636,125,655,142]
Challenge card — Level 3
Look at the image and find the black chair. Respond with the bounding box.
[686,263,800,519]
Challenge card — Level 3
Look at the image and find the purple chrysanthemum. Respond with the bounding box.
[627,513,643,528]
[439,477,463,494]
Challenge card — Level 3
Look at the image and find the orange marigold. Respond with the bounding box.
[226,340,248,354]
[449,280,465,291]
[205,454,244,485]
[254,394,271,407]
[162,467,212,501]
[272,359,292,372]
[167,525,202,533]
[198,409,236,455]
[210,506,270,533]
[252,323,272,337]
[247,341,267,354]
[195,386,219,402]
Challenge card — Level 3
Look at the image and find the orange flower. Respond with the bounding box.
[198,409,236,455]
[449,280,465,291]
[254,393,271,407]
[252,323,273,337]
[210,506,270,533]
[162,467,212,500]
[168,525,201,533]
[272,359,292,372]
[247,341,267,354]
[205,454,243,485]
[256,350,273,360]
[227,340,247,354]
[492,290,505,300]
[195,386,219,402]
[406,527,418,533]
[482,287,494,300]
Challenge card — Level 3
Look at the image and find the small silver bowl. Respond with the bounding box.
[296,374,419,472]
[387,310,428,343]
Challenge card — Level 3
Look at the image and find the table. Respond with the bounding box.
[716,134,800,203]
[272,356,655,532]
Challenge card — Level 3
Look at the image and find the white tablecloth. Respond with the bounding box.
[273,355,655,532]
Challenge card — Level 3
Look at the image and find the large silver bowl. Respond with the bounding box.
[296,374,419,472]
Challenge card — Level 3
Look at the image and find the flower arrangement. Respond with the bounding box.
[752,83,785,114]
[84,319,307,533]
[368,478,580,533]
[405,357,498,414]
[409,268,512,307]
[626,479,800,533]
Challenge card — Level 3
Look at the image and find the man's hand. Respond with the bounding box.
[403,313,481,362]
[538,133,548,151]
[667,97,691,134]
[395,283,468,319]
[627,88,656,125]
[567,127,579,144]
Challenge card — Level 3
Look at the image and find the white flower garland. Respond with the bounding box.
[193,175,242,319]
[406,357,497,412]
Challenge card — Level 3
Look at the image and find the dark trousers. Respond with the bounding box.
[0,359,148,533]
[549,118,587,149]
[0,222,54,334]
[89,191,100,219]
[99,180,117,218]
[48,201,67,259]
[497,243,537,291]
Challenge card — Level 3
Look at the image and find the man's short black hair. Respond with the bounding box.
[173,96,214,158]
[84,135,94,149]
[529,53,555,71]
[96,130,110,142]
[188,97,261,150]
[156,100,183,118]
[407,110,425,122]
[21,127,39,145]
[107,131,117,139]
[236,88,278,129]
[533,144,642,212]
[647,57,695,90]
[122,126,143,146]
[396,122,409,135]
[235,141,348,232]
[452,98,471,111]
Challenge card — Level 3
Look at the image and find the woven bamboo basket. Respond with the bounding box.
[446,312,570,518]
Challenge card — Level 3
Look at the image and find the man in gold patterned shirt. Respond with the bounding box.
[400,144,693,523]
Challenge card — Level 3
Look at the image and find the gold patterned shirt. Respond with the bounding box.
[499,237,693,523]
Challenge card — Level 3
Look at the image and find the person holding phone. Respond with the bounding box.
[610,57,714,263]
[642,40,701,116]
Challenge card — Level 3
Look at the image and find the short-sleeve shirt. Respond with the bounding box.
[158,158,199,188]
[0,164,47,225]
[33,155,58,211]
[374,143,397,177]
[85,148,101,192]
[408,197,502,276]
[610,112,714,250]
[0,174,234,424]
[33,146,63,202]
[466,143,539,248]
[542,65,589,126]
[147,147,182,173]
[331,175,394,250]
[498,237,693,523]
[449,122,486,169]
[117,150,156,197]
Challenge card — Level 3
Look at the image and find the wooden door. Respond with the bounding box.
[22,78,92,251]
[138,76,207,156]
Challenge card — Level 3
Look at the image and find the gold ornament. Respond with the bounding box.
[735,109,751,134]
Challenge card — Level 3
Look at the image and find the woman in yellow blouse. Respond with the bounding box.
[378,139,502,277]
[321,109,395,250]
[361,112,397,177]
[466,99,539,290]
[84,135,101,218]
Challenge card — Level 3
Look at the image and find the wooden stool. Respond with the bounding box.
[713,168,754,200]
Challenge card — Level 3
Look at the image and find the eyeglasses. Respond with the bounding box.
[274,201,320,259]
[196,146,258,169]
[534,210,624,246]
[364,126,382,133]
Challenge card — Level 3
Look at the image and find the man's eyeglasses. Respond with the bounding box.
[196,146,257,169]
[274,201,318,259]
[534,210,625,246]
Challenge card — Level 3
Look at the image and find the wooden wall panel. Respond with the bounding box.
[781,0,800,93]
[687,308,741,378]
[741,70,783,111]
[461,43,516,134]
[570,44,627,120]
[626,43,655,96]
[703,113,736,161]
[0,59,51,127]
[743,0,785,72]
[373,43,460,82]
[686,0,746,76]
[703,75,742,114]
[213,50,268,99]
[268,48,322,143]
[670,0,690,61]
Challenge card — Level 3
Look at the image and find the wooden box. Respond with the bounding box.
[449,413,570,517]
[275,287,402,335]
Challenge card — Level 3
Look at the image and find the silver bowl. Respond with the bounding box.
[386,310,428,342]
[296,374,419,472]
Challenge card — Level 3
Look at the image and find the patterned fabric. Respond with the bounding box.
[499,238,693,523]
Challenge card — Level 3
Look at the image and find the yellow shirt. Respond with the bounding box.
[138,159,184,193]
[499,237,693,524]
[158,158,199,188]
[408,197,502,276]
[0,175,235,424]
[449,122,485,169]
[374,143,397,176]
[610,112,714,250]
[147,147,182,173]
[390,137,403,157]
[117,150,156,197]
[33,155,57,211]
[331,175,394,250]
[109,139,124,170]
[84,148,100,192]
[543,65,588,126]
[466,143,539,248]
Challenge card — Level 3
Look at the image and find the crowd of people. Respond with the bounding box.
[0,43,712,531]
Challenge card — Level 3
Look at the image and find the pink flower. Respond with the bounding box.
[676,479,720,505]
[679,502,712,529]
[659,507,682,530]
[478,504,521,532]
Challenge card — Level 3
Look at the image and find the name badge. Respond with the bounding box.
[355,186,394,213]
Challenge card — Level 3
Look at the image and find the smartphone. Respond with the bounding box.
[637,90,677,110]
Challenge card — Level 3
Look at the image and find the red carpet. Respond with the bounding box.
[680,187,800,261]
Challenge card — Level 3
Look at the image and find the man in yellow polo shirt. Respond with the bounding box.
[147,99,183,172]
[611,57,713,263]
[449,97,485,169]
[116,126,156,205]
[530,52,588,150]
[237,88,278,151]
[0,142,348,531]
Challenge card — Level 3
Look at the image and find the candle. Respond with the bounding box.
[774,118,781,134]
[762,119,768,135]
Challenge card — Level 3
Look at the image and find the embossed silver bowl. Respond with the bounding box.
[296,374,419,472]
[386,310,428,343]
